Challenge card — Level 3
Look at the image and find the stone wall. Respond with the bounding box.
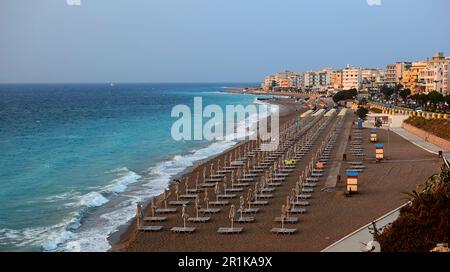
[402,123,450,151]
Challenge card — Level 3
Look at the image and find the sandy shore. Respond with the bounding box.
[112,100,441,252]
[225,89,321,99]
[109,97,306,251]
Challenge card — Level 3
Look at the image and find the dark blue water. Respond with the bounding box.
[0,83,259,251]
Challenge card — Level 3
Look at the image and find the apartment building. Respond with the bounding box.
[342,66,362,90]
[331,70,343,90]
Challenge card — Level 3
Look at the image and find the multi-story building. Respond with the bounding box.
[401,52,450,95]
[385,64,397,84]
[318,69,331,87]
[262,75,276,91]
[303,72,317,88]
[406,61,428,94]
[342,66,362,90]
[386,62,412,84]
[331,70,343,90]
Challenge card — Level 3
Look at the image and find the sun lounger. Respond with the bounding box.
[254,194,273,199]
[237,177,254,183]
[238,208,259,214]
[209,200,229,206]
[274,217,298,223]
[171,227,196,233]
[261,187,276,193]
[217,227,243,234]
[179,194,198,199]
[139,226,163,232]
[235,217,255,223]
[249,200,269,206]
[226,188,244,193]
[186,187,202,193]
[303,182,317,187]
[292,201,309,207]
[188,216,211,223]
[143,216,167,222]
[216,170,232,174]
[234,182,250,187]
[169,200,190,206]
[290,207,307,214]
[199,208,221,214]
[217,194,237,199]
[155,208,177,214]
[204,178,222,183]
[271,228,297,235]
[297,194,311,199]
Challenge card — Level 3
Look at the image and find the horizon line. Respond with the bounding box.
[0,81,261,85]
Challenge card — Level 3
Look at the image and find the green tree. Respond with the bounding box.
[399,88,411,102]
[427,91,444,107]
[333,89,358,103]
[355,107,369,120]
[380,85,394,100]
[445,95,450,106]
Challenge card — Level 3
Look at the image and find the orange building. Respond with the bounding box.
[331,70,343,90]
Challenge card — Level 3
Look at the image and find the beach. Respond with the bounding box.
[115,100,441,252]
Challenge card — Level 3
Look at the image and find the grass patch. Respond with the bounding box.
[404,117,450,141]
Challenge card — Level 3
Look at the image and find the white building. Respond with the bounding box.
[342,66,362,90]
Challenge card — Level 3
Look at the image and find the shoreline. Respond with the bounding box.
[224,88,321,99]
[108,96,305,251]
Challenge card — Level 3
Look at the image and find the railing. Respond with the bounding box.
[368,101,449,120]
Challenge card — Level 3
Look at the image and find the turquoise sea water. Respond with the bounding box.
[0,83,261,251]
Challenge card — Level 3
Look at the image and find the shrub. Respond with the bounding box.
[404,117,450,141]
[374,163,450,252]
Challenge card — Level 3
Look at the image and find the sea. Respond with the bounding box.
[0,83,275,252]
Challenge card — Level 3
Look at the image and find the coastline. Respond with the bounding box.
[224,88,320,99]
[108,96,305,251]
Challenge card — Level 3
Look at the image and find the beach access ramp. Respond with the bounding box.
[312,109,325,116]
[338,108,347,117]
[324,109,336,117]
[300,110,313,118]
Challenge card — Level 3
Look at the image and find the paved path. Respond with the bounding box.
[322,203,408,252]
[389,127,450,159]
[323,113,351,190]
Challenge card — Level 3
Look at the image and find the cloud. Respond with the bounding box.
[66,0,81,6]
[367,0,382,6]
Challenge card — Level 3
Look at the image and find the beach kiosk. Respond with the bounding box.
[357,119,363,129]
[370,128,377,142]
[375,143,384,160]
[346,171,359,194]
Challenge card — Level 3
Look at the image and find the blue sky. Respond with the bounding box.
[0,0,449,83]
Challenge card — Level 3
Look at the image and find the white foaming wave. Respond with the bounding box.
[79,192,109,207]
[103,168,142,193]
[0,168,144,252]
[53,146,233,252]
[0,213,80,252]
[223,100,280,141]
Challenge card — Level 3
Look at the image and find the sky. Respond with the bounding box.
[0,0,450,83]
